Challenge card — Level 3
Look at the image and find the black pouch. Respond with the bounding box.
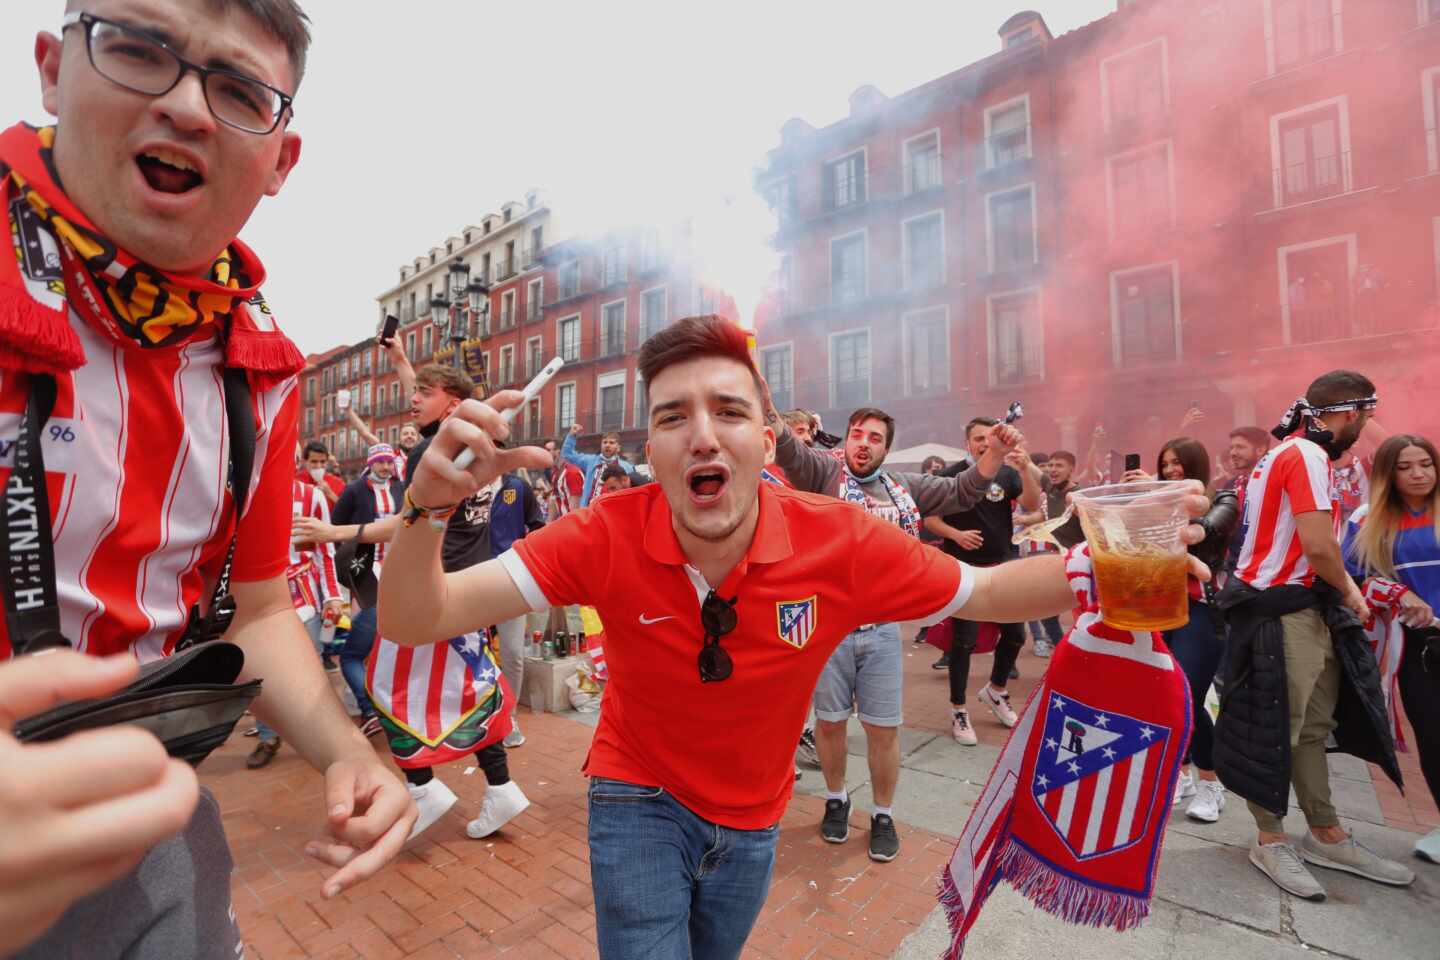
[14,642,261,766]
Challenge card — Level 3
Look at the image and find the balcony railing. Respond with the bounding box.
[499,307,515,330]
[601,260,627,287]
[527,299,542,323]
[1287,301,1352,344]
[493,258,516,283]
[1273,150,1352,207]
[991,345,1045,386]
[985,131,1032,169]
[831,277,866,306]
[600,327,626,358]
[521,245,540,270]
[1273,17,1336,73]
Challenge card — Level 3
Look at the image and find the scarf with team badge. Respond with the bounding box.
[938,544,1189,958]
[0,123,302,384]
[838,467,921,538]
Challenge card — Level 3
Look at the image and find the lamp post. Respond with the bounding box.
[430,258,489,371]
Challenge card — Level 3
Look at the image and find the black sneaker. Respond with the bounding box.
[796,728,820,768]
[869,814,900,862]
[322,654,339,672]
[931,652,950,670]
[821,797,851,843]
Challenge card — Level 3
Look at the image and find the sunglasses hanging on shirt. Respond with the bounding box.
[698,590,738,683]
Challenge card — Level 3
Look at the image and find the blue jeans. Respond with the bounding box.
[588,778,778,960]
[1029,617,1062,644]
[1164,599,1221,771]
[340,606,377,721]
[257,614,325,744]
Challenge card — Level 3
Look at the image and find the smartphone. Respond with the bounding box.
[1125,453,1141,473]
[380,314,400,345]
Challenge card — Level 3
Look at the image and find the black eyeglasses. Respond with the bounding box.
[698,590,738,683]
[62,12,294,135]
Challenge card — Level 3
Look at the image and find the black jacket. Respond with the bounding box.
[1212,578,1401,816]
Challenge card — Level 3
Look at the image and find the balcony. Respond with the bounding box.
[521,246,540,270]
[600,261,628,288]
[1271,150,1353,208]
[831,277,867,307]
[984,132,1032,171]
[990,345,1045,387]
[548,275,585,308]
[499,307,515,331]
[599,327,626,359]
[526,299,542,323]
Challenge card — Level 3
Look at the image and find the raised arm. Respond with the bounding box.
[384,335,416,402]
[378,392,552,645]
[347,407,381,447]
[561,426,599,472]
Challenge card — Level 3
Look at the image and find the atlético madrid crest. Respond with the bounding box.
[1032,692,1171,861]
[776,597,818,650]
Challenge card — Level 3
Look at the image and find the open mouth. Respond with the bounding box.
[136,147,205,195]
[685,462,731,505]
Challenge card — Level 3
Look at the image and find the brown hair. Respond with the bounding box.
[1049,450,1077,467]
[205,0,311,87]
[601,431,622,443]
[1348,434,1440,579]
[1228,426,1271,451]
[414,363,475,402]
[1157,437,1212,491]
[637,315,764,412]
[847,407,896,450]
[782,409,816,431]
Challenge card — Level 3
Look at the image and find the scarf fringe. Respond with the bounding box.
[0,283,85,373]
[225,326,305,388]
[936,866,970,960]
[993,839,1150,931]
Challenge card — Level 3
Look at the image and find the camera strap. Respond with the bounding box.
[1,367,255,656]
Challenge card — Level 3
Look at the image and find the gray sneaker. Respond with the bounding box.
[1033,639,1054,658]
[1249,841,1326,901]
[1301,832,1416,887]
[503,721,525,748]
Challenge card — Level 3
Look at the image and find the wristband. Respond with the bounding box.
[402,488,459,530]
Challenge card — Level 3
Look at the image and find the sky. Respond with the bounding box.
[2,0,1116,355]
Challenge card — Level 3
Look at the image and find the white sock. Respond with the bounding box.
[826,788,848,804]
[874,805,893,819]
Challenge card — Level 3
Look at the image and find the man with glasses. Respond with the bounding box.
[379,315,1211,959]
[0,3,413,956]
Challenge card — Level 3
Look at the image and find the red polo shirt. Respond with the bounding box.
[500,481,972,829]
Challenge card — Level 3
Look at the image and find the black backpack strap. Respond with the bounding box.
[2,375,67,654]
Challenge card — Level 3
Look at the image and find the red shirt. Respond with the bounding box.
[1235,436,1337,590]
[0,319,297,662]
[298,467,344,502]
[500,481,971,828]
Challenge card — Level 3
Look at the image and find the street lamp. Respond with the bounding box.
[431,259,488,370]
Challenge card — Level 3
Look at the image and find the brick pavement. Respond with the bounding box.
[208,634,1433,959]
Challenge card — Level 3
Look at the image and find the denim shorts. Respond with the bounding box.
[812,622,902,727]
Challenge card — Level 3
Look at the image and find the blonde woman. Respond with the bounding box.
[1343,434,1440,864]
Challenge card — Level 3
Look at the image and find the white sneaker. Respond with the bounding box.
[977,685,1018,728]
[406,779,458,842]
[466,781,531,839]
[951,709,978,746]
[503,720,525,748]
[1172,769,1196,805]
[1186,777,1225,823]
[1033,639,1054,658]
[1414,827,1440,864]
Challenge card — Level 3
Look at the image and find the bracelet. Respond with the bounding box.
[402,488,459,530]
[354,523,367,542]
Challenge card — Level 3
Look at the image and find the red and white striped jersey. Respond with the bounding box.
[0,315,298,662]
[288,479,341,619]
[1234,436,1339,591]
[554,462,584,518]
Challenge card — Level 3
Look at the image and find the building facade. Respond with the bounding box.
[754,0,1440,461]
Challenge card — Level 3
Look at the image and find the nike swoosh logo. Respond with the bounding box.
[639,614,675,625]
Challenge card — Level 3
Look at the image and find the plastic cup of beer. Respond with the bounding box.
[336,388,351,411]
[1070,480,1192,631]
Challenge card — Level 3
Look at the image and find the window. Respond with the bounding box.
[1104,41,1167,130]
[360,382,371,414]
[641,288,667,341]
[1273,101,1348,206]
[830,232,867,304]
[989,291,1043,386]
[558,315,581,362]
[904,309,949,396]
[502,241,516,280]
[527,279,543,321]
[499,345,515,386]
[830,330,870,408]
[776,256,793,317]
[768,179,797,225]
[1111,264,1179,365]
[349,428,358,458]
[530,226,543,264]
[323,367,332,392]
[1427,0,1440,23]
[1270,0,1338,72]
[1282,237,1354,343]
[304,408,314,435]
[824,151,866,211]
[904,131,941,195]
[640,228,662,271]
[986,97,1031,168]
[361,350,372,375]
[305,376,316,403]
[405,331,416,361]
[501,290,516,329]
[389,426,399,445]
[598,372,626,433]
[634,378,649,427]
[903,212,945,290]
[556,383,576,434]
[559,260,581,300]
[1109,145,1173,237]
[760,344,793,412]
[601,301,626,357]
[480,253,492,283]
[526,398,542,440]
[987,186,1037,273]
[503,207,512,223]
[391,382,401,411]
[602,244,626,286]
[421,326,433,358]
[526,337,543,378]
